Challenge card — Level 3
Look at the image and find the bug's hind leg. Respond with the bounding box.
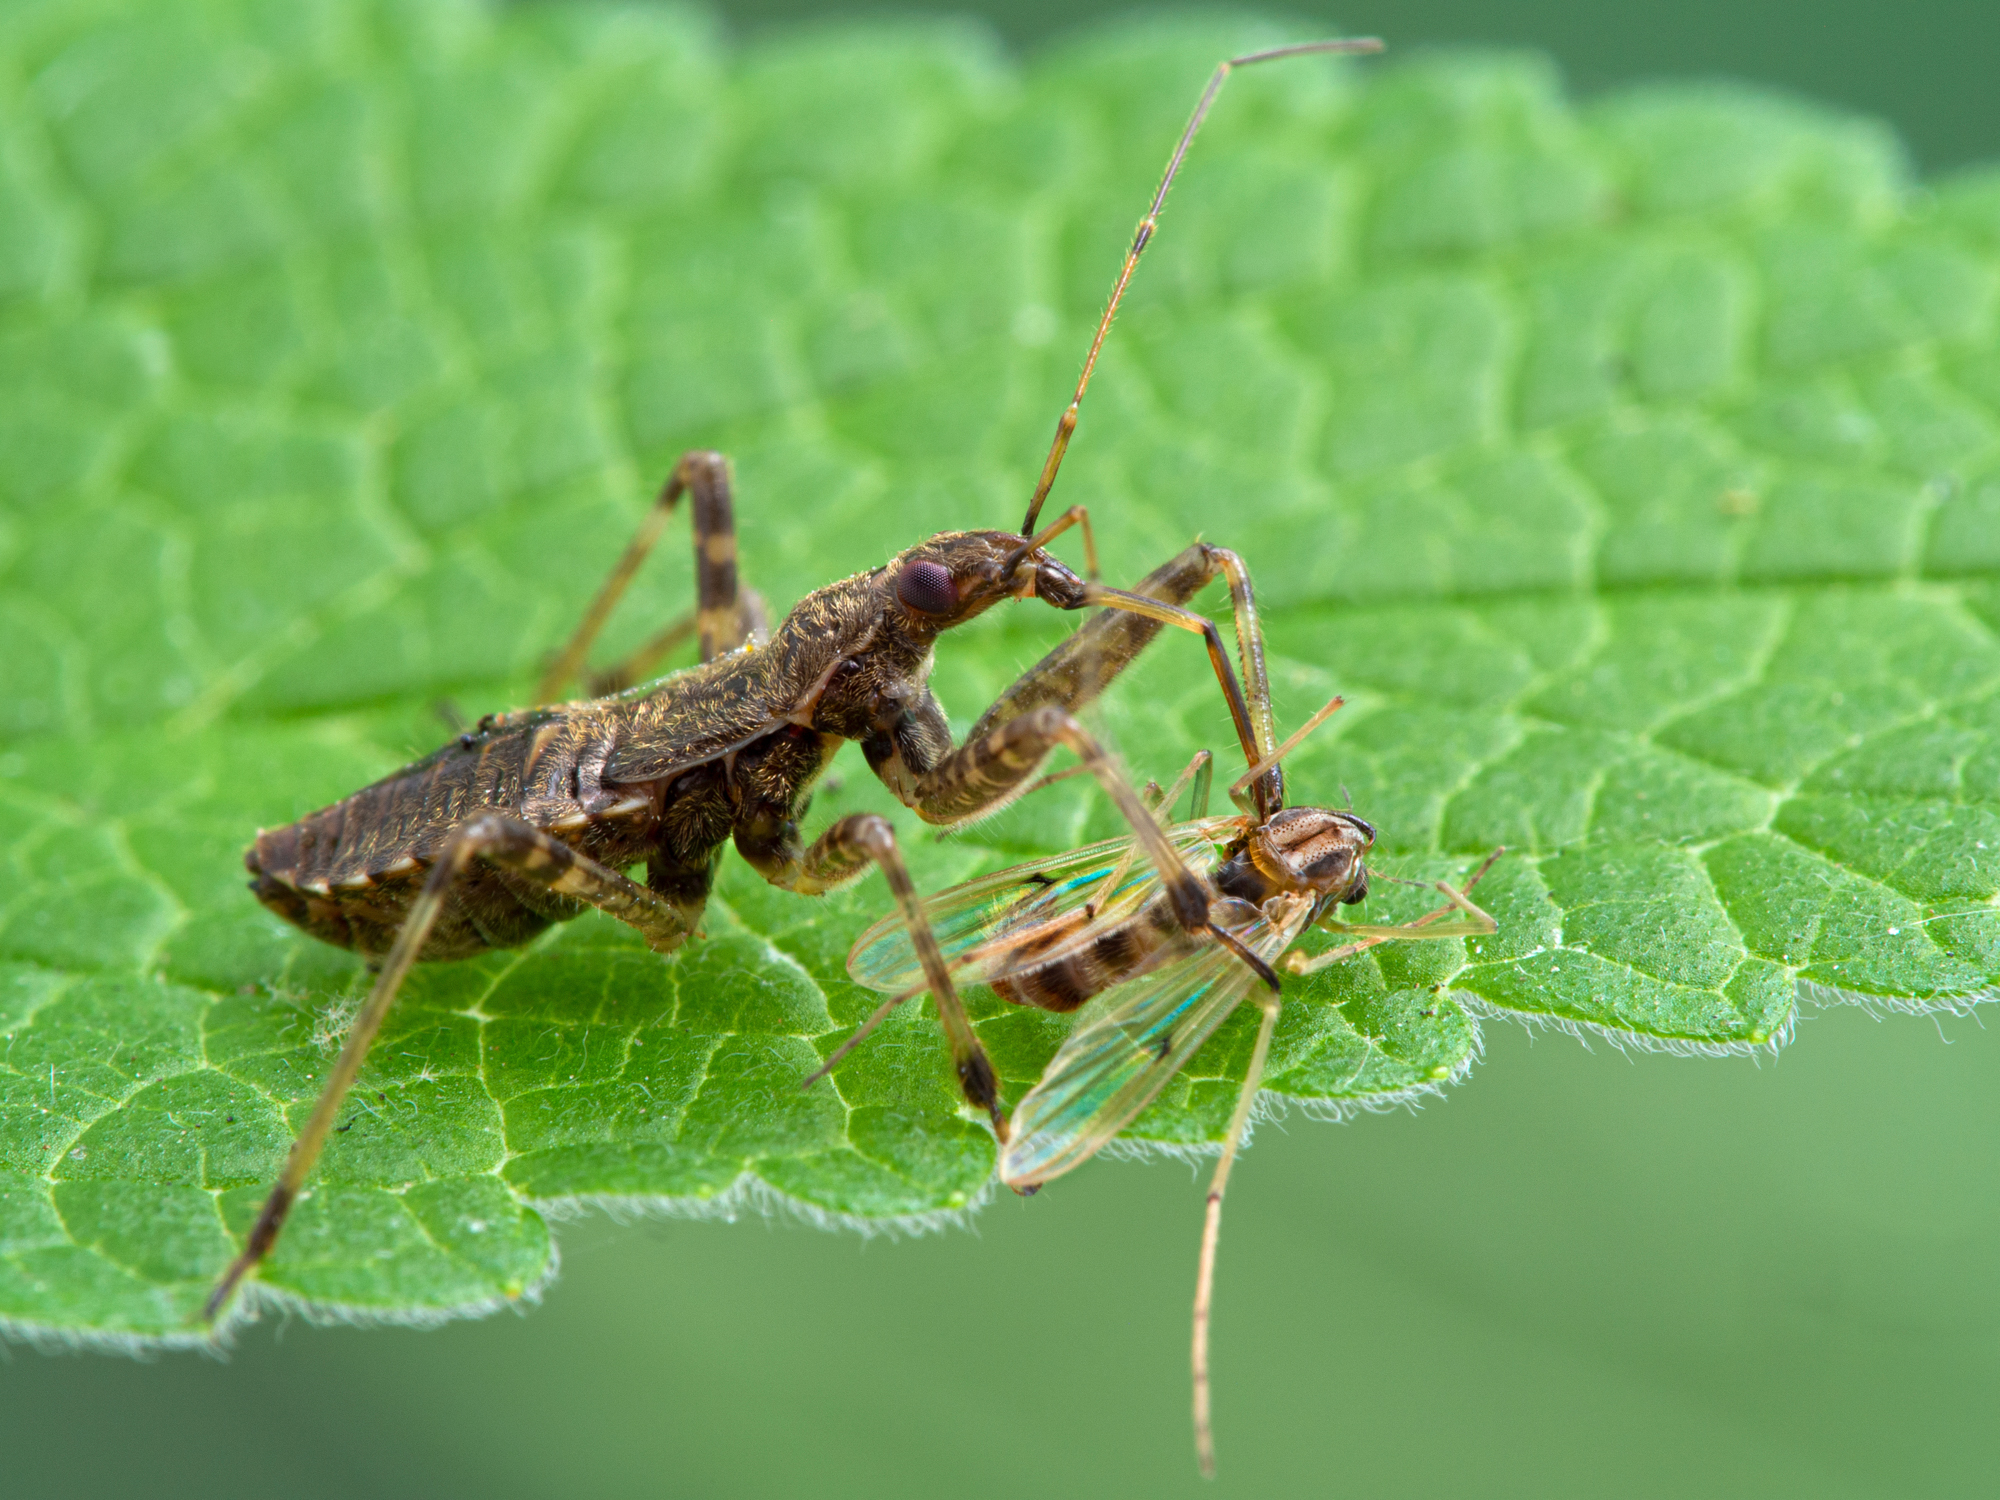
[204,814,699,1323]
[537,450,767,702]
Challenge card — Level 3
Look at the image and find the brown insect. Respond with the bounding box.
[206,36,1385,1319]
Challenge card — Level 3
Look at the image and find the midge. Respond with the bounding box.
[844,679,1502,1475]
[205,37,1385,1317]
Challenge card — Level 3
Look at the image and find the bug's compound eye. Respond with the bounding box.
[1340,870,1369,906]
[896,559,959,616]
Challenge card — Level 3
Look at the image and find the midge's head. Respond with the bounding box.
[881,529,1090,635]
[1219,806,1376,908]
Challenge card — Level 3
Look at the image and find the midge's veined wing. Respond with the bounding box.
[846,815,1248,994]
[999,891,1318,1189]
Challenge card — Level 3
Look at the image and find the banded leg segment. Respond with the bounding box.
[909,707,1211,929]
[737,811,1006,1135]
[958,543,1285,819]
[537,450,766,702]
[205,814,698,1320]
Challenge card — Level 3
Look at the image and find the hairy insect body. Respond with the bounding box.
[247,709,645,962]
[247,531,1081,965]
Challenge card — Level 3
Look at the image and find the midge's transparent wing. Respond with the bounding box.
[999,892,1317,1189]
[846,815,1247,994]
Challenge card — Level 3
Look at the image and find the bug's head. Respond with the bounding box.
[886,530,1088,633]
[1248,807,1376,904]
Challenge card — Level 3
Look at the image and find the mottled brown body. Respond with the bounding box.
[245,523,1234,968]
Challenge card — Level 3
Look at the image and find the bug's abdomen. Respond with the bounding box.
[992,898,1184,1013]
[245,714,636,963]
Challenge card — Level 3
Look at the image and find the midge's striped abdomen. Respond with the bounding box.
[991,895,1187,1013]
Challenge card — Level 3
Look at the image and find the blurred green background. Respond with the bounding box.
[6,1,2000,1496]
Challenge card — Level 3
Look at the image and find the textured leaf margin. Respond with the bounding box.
[0,0,1996,1340]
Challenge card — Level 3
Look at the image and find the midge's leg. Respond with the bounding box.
[1189,846,1502,1473]
[205,814,700,1321]
[1285,848,1505,977]
[1192,983,1280,1478]
[537,450,767,702]
[797,720,1234,1116]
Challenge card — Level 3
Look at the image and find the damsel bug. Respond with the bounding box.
[844,686,1502,1474]
[206,37,1386,1318]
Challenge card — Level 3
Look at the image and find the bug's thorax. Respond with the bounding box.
[1214,806,1376,911]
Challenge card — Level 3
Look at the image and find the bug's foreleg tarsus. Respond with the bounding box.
[205,814,700,1322]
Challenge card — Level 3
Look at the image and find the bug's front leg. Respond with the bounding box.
[985,540,1287,818]
[205,815,699,1322]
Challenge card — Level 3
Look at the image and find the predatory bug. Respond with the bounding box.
[205,35,1385,1321]
[844,685,1503,1475]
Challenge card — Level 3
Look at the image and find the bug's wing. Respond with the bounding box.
[998,894,1316,1189]
[845,816,1242,994]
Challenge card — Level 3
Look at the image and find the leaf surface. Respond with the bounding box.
[2,0,1997,1338]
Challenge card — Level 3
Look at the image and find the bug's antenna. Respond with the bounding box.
[1019,37,1383,537]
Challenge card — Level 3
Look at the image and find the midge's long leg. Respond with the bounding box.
[1192,984,1280,1478]
[1285,850,1504,977]
[537,449,766,702]
[205,814,699,1320]
[1190,848,1501,1473]
[798,715,1230,1111]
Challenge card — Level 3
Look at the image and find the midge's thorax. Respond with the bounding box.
[986,807,1376,1017]
[245,529,1093,964]
[1212,805,1375,911]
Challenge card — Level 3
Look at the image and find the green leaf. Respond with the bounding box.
[2,0,1997,1341]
